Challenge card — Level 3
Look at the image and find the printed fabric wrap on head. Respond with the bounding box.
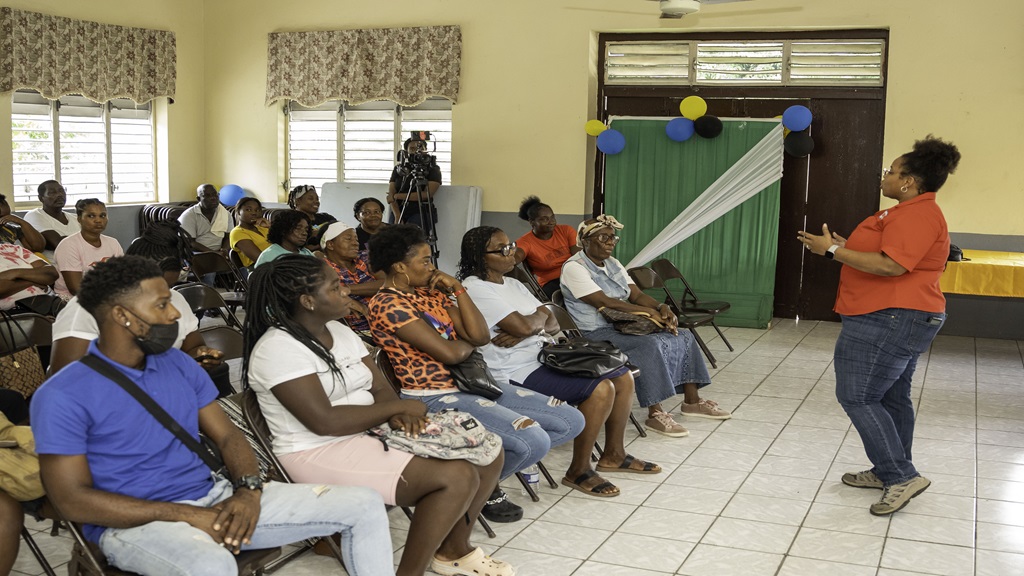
[366,409,502,466]
[577,214,624,247]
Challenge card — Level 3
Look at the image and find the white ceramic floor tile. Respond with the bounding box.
[801,502,890,536]
[737,472,822,501]
[978,498,1024,527]
[538,496,636,529]
[720,492,811,526]
[977,478,1024,503]
[976,549,1024,576]
[643,484,733,516]
[682,447,764,472]
[571,561,671,576]
[788,527,883,566]
[976,521,1024,554]
[777,556,877,576]
[677,544,783,576]
[662,464,750,491]
[588,533,695,573]
[618,506,716,543]
[900,492,976,521]
[503,520,611,559]
[888,513,976,547]
[879,539,975,576]
[751,455,831,480]
[700,517,798,554]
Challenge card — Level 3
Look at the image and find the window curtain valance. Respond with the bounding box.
[265,25,461,107]
[0,7,176,104]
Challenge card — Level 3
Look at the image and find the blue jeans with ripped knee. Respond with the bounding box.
[406,381,585,479]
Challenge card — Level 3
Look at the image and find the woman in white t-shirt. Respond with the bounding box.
[458,226,661,498]
[244,254,514,576]
[52,199,123,299]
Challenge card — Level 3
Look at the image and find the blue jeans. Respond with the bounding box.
[407,382,585,479]
[834,308,945,486]
[98,477,394,576]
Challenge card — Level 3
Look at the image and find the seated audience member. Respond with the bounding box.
[288,185,336,251]
[460,226,660,496]
[48,221,233,396]
[354,197,387,256]
[367,224,585,523]
[514,196,581,299]
[0,194,46,253]
[0,488,19,576]
[52,199,123,299]
[31,256,394,575]
[0,242,59,313]
[561,215,731,437]
[245,255,514,576]
[229,196,271,269]
[22,180,80,260]
[253,210,313,268]
[178,184,232,256]
[321,222,383,332]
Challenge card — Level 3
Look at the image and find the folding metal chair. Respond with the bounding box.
[188,252,248,310]
[199,325,245,360]
[627,266,720,368]
[173,283,244,330]
[504,262,549,303]
[650,258,734,352]
[18,510,58,576]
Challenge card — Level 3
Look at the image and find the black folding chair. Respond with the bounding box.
[199,325,244,360]
[651,258,733,352]
[188,252,248,310]
[173,283,244,330]
[627,266,720,368]
[504,262,549,303]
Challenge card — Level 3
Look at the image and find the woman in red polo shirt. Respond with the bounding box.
[797,135,960,517]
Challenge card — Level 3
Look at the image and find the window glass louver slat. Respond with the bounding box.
[789,40,885,86]
[605,42,690,85]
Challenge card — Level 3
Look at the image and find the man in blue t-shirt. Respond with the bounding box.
[31,255,394,575]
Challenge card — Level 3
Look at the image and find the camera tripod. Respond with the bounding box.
[396,169,440,265]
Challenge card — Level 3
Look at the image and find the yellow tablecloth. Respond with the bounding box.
[940,249,1024,297]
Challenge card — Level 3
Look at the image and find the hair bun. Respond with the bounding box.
[913,134,961,174]
[518,196,542,221]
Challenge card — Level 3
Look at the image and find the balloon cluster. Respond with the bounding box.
[584,100,817,158]
[669,96,722,141]
[781,105,814,157]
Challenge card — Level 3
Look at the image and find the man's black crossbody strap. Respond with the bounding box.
[80,354,223,472]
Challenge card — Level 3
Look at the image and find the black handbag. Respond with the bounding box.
[599,306,667,336]
[538,338,628,378]
[446,350,503,400]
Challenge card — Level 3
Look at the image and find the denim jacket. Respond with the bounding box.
[560,251,633,332]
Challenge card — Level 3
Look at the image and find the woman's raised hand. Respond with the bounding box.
[427,270,462,294]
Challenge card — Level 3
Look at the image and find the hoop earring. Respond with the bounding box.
[900,184,908,193]
[402,272,411,287]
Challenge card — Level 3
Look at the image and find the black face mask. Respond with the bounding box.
[123,308,179,355]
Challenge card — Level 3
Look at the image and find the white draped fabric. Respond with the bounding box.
[624,122,785,269]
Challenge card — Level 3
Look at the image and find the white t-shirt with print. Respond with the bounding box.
[248,322,376,454]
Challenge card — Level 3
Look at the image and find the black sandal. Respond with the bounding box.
[481,488,523,523]
[561,470,620,498]
[595,454,661,475]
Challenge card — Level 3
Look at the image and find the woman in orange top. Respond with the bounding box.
[798,135,960,517]
[514,196,580,298]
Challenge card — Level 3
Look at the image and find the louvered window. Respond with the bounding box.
[789,40,885,85]
[287,99,453,189]
[10,90,155,206]
[605,39,885,87]
[604,42,690,85]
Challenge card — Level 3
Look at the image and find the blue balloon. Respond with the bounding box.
[219,184,246,207]
[597,129,626,155]
[782,105,813,132]
[666,118,695,142]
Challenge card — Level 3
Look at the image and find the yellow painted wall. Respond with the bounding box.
[0,0,206,202]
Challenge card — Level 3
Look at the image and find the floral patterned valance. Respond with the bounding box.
[0,7,176,104]
[266,25,460,108]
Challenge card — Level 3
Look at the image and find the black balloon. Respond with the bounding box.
[694,115,723,139]
[784,130,815,157]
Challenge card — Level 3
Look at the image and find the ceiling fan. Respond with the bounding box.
[652,0,756,19]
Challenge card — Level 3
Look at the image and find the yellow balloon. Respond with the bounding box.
[773,115,790,136]
[585,119,607,137]
[679,96,707,120]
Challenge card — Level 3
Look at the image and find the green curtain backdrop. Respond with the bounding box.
[604,119,781,328]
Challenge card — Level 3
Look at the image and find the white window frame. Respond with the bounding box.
[286,98,453,191]
[10,90,156,207]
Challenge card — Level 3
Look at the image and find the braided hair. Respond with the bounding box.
[125,220,193,267]
[517,196,550,222]
[242,254,344,390]
[457,226,501,281]
[287,184,316,209]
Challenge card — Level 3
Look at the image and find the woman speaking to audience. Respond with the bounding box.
[797,135,960,516]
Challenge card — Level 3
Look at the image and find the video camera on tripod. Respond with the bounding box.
[392,131,441,263]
